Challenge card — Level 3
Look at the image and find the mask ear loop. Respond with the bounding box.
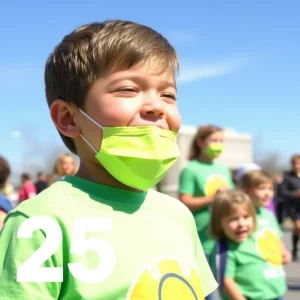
[80,135,97,154]
[79,109,103,154]
[56,99,99,153]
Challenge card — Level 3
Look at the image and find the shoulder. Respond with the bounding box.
[146,189,194,221]
[213,162,230,172]
[9,180,77,218]
[258,207,274,217]
[283,171,294,179]
[257,207,278,225]
[147,189,189,211]
[181,160,198,170]
[25,180,35,187]
[180,160,202,176]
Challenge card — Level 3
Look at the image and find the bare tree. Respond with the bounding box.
[255,151,287,177]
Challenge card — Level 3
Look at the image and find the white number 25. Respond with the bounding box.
[17,217,116,283]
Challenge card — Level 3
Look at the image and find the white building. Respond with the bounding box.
[157,126,253,198]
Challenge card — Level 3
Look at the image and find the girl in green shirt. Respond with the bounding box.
[179,126,234,252]
[210,189,287,300]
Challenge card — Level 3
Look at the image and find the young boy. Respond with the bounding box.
[0,21,217,299]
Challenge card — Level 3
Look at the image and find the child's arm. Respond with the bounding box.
[223,277,247,300]
[281,240,291,264]
[179,168,214,210]
[220,247,247,300]
[271,210,291,265]
[0,212,61,299]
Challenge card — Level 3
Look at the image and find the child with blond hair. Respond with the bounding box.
[211,189,287,300]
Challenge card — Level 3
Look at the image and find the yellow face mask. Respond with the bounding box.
[205,143,224,159]
[79,109,180,191]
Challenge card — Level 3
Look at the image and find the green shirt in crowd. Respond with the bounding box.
[0,176,217,299]
[213,207,286,300]
[179,159,234,255]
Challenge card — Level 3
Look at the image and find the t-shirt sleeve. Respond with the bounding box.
[187,213,218,296]
[0,212,61,299]
[224,249,236,278]
[179,167,195,195]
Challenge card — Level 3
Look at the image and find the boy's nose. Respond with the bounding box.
[140,95,164,118]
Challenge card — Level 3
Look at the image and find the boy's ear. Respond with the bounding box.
[50,100,80,138]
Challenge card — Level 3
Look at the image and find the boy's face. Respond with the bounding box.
[76,62,181,153]
[249,181,274,208]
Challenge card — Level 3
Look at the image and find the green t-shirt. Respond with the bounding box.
[0,176,217,300]
[179,160,234,255]
[215,207,286,300]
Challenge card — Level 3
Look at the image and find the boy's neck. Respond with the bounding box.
[75,161,141,193]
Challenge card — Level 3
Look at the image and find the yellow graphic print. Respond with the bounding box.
[126,259,204,300]
[257,229,282,266]
[204,174,228,196]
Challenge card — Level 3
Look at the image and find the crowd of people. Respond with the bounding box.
[1,124,299,299]
[179,124,300,299]
[0,19,299,299]
[0,153,77,228]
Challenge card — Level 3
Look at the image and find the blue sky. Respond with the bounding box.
[1,0,299,173]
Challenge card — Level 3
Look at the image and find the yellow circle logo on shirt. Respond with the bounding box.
[256,228,282,266]
[126,259,204,300]
[204,174,229,196]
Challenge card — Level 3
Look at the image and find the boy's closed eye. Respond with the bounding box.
[114,87,139,97]
[161,93,177,101]
[115,88,176,102]
[117,87,138,92]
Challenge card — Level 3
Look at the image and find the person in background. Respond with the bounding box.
[235,163,277,216]
[179,124,234,300]
[18,173,37,203]
[280,154,300,261]
[35,172,48,194]
[0,156,13,229]
[211,190,287,300]
[234,162,261,184]
[1,180,18,208]
[274,174,284,225]
[48,153,77,185]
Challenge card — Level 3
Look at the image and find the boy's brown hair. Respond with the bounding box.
[45,20,179,154]
[0,156,10,189]
[210,189,256,240]
[188,125,223,160]
[240,170,273,190]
